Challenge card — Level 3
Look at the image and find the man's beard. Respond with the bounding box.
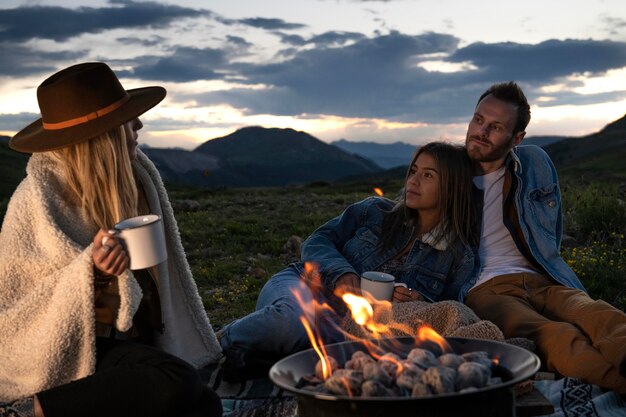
[466,134,515,163]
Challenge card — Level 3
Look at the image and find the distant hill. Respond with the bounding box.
[142,147,220,185]
[543,113,626,178]
[523,135,565,147]
[1,114,624,199]
[331,139,417,169]
[190,127,381,186]
[332,135,564,170]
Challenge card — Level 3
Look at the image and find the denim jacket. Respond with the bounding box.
[459,145,586,299]
[298,197,478,302]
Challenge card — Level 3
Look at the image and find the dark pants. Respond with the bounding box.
[37,338,222,417]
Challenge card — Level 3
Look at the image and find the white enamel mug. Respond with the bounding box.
[360,271,407,301]
[113,214,168,270]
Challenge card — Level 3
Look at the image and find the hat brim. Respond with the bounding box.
[9,86,166,153]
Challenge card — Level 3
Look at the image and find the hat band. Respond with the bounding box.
[42,94,130,131]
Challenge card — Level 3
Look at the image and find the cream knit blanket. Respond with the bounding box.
[0,150,222,402]
[342,300,507,341]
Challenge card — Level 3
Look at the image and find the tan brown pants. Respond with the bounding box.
[466,273,626,393]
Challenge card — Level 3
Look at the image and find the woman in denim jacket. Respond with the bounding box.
[217,142,478,381]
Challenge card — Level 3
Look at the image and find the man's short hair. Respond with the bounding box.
[478,81,531,135]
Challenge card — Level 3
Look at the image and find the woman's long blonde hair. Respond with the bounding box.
[51,124,138,230]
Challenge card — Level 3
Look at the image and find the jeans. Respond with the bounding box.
[219,266,345,356]
[466,272,626,393]
[37,338,222,417]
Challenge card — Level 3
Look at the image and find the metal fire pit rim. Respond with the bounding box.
[269,336,541,402]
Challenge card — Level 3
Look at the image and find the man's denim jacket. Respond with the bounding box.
[299,197,477,302]
[459,145,586,300]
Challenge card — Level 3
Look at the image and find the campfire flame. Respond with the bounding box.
[294,263,454,382]
[373,187,384,196]
[342,293,372,325]
[299,316,333,379]
[417,325,452,354]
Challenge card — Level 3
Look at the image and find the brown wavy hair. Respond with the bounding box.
[378,141,477,251]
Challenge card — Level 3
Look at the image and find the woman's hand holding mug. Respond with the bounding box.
[392,285,424,303]
[92,229,129,277]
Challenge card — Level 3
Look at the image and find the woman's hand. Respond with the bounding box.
[334,272,361,297]
[392,286,424,303]
[92,229,129,277]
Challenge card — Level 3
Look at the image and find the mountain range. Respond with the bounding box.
[1,113,624,196]
[330,139,417,169]
[145,127,381,187]
[331,136,565,169]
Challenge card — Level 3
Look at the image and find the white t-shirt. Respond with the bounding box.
[471,167,537,289]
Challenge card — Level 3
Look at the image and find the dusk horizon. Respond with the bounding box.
[2,0,626,150]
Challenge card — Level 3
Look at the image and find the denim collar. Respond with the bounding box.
[507,148,522,174]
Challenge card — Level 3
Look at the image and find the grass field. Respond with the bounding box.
[169,174,626,327]
[168,179,404,326]
[1,168,624,327]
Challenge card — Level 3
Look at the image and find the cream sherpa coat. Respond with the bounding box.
[0,150,222,402]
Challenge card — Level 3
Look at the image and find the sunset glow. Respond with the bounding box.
[1,0,625,147]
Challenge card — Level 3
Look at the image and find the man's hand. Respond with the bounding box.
[334,272,361,297]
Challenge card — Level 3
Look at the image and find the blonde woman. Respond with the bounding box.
[0,63,222,417]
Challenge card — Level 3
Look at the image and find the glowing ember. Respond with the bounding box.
[373,187,384,196]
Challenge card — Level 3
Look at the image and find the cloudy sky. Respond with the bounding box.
[1,0,626,149]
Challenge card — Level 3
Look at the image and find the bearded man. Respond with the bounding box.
[461,82,626,394]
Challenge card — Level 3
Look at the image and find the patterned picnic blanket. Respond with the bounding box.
[534,378,626,417]
[200,357,296,417]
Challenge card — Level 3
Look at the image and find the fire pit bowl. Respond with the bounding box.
[269,337,540,417]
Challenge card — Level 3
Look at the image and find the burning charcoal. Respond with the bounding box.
[395,361,424,393]
[398,361,424,378]
[345,351,376,371]
[324,369,363,396]
[421,366,457,394]
[378,353,400,378]
[363,362,393,386]
[379,352,401,362]
[456,361,490,390]
[295,374,323,389]
[411,382,433,398]
[461,351,492,368]
[396,372,421,392]
[407,348,438,369]
[302,384,330,394]
[361,379,396,397]
[315,356,339,380]
[438,353,466,369]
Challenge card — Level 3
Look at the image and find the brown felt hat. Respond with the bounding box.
[10,62,166,153]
